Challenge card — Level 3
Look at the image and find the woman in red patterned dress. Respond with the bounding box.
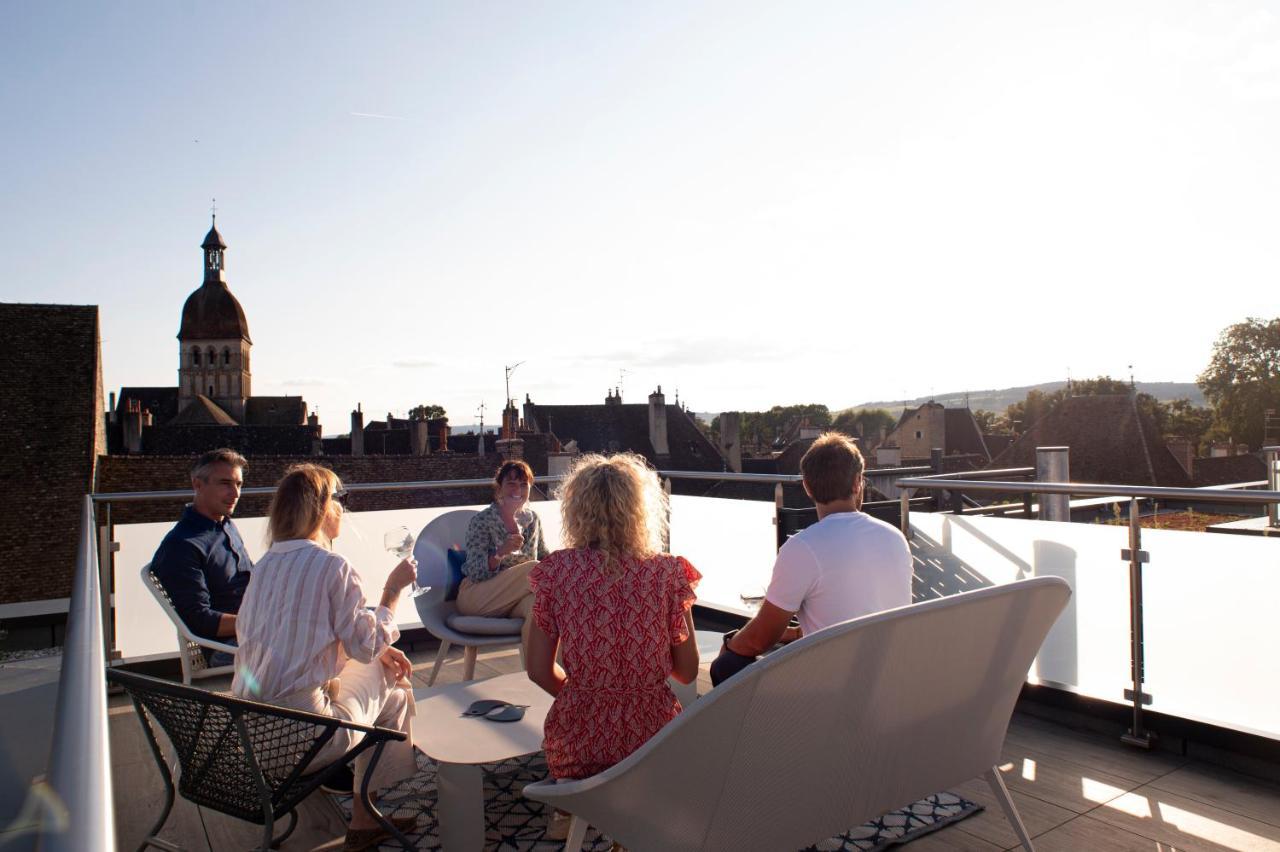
[527,452,701,783]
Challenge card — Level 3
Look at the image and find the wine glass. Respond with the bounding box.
[738,582,767,611]
[383,526,428,598]
[513,505,535,533]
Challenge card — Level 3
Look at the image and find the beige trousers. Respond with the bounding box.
[282,658,416,796]
[455,559,538,649]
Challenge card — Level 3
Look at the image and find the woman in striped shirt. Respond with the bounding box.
[232,464,418,851]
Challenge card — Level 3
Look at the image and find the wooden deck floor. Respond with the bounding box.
[109,641,1280,851]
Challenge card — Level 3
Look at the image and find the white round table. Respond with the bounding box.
[413,672,553,851]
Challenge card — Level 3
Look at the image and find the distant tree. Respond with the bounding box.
[408,404,447,420]
[1198,317,1280,449]
[972,409,1003,433]
[831,408,896,441]
[1153,398,1214,453]
[717,404,832,452]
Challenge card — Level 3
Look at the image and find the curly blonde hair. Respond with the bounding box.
[555,453,668,564]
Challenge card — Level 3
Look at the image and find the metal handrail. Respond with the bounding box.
[41,497,115,851]
[900,466,1035,482]
[90,466,925,504]
[896,477,1280,505]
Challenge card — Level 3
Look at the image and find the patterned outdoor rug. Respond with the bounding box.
[333,751,983,851]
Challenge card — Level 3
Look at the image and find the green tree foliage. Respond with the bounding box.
[711,404,831,450]
[408,404,447,420]
[831,408,896,440]
[1198,317,1280,449]
[972,409,1004,433]
[1151,398,1214,452]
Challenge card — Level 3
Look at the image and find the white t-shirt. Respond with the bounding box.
[765,511,913,638]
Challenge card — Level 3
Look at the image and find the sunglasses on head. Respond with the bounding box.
[332,489,349,508]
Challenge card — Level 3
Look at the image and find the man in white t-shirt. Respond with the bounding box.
[710,432,913,685]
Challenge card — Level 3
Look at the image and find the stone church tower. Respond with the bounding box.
[177,217,252,421]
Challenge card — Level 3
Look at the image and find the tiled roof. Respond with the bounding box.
[171,395,238,426]
[944,408,991,460]
[178,281,251,342]
[244,396,306,426]
[1192,454,1267,488]
[989,395,1191,487]
[0,304,103,604]
[983,434,1014,458]
[117,387,181,424]
[525,403,724,471]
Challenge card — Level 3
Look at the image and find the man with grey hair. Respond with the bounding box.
[151,448,253,662]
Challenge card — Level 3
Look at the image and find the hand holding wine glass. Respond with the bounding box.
[383,526,428,598]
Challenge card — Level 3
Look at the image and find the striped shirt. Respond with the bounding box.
[231,538,399,702]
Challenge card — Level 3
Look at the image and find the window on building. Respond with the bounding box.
[191,348,200,366]
[915,430,923,439]
[223,348,231,365]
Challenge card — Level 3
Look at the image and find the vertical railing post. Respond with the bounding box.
[1036,447,1070,521]
[96,500,118,660]
[774,482,785,552]
[899,490,911,538]
[1121,496,1153,748]
[929,448,943,510]
[1265,446,1280,528]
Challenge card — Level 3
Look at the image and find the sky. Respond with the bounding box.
[3,1,1279,429]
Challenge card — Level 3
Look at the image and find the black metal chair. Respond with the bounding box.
[109,668,414,851]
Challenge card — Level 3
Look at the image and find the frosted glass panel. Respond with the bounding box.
[668,495,777,617]
[1140,527,1280,739]
[114,501,564,661]
[910,514,1133,707]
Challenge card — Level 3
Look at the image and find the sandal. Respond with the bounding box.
[343,814,417,851]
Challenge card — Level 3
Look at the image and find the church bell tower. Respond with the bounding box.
[176,215,253,421]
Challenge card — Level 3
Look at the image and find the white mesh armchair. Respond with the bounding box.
[412,509,526,686]
[142,562,238,685]
[525,576,1072,852]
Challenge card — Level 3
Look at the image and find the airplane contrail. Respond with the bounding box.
[349,111,406,120]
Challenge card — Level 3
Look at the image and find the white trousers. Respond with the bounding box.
[282,658,417,795]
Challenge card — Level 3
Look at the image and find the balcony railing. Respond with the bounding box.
[39,465,1280,849]
[897,473,1280,749]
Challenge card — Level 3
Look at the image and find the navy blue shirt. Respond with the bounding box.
[151,505,253,640]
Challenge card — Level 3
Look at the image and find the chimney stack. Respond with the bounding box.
[719,411,742,473]
[123,398,144,453]
[351,405,365,456]
[648,386,669,457]
[410,418,431,456]
[523,394,537,433]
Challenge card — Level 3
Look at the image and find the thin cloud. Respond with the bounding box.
[393,358,435,368]
[279,377,335,387]
[349,111,406,120]
[578,338,789,369]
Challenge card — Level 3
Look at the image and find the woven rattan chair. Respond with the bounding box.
[109,668,413,852]
[141,563,237,685]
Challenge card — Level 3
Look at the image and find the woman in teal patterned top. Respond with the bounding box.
[457,460,549,653]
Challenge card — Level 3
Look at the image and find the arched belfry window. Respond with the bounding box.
[206,347,216,367]
[222,348,231,366]
[191,348,201,366]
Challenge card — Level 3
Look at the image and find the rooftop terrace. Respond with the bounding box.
[6,464,1280,850]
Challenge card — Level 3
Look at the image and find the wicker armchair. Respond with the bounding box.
[109,669,413,851]
[141,563,237,685]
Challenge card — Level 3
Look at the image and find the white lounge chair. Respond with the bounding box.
[141,562,237,685]
[525,575,1071,852]
[412,509,526,686]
